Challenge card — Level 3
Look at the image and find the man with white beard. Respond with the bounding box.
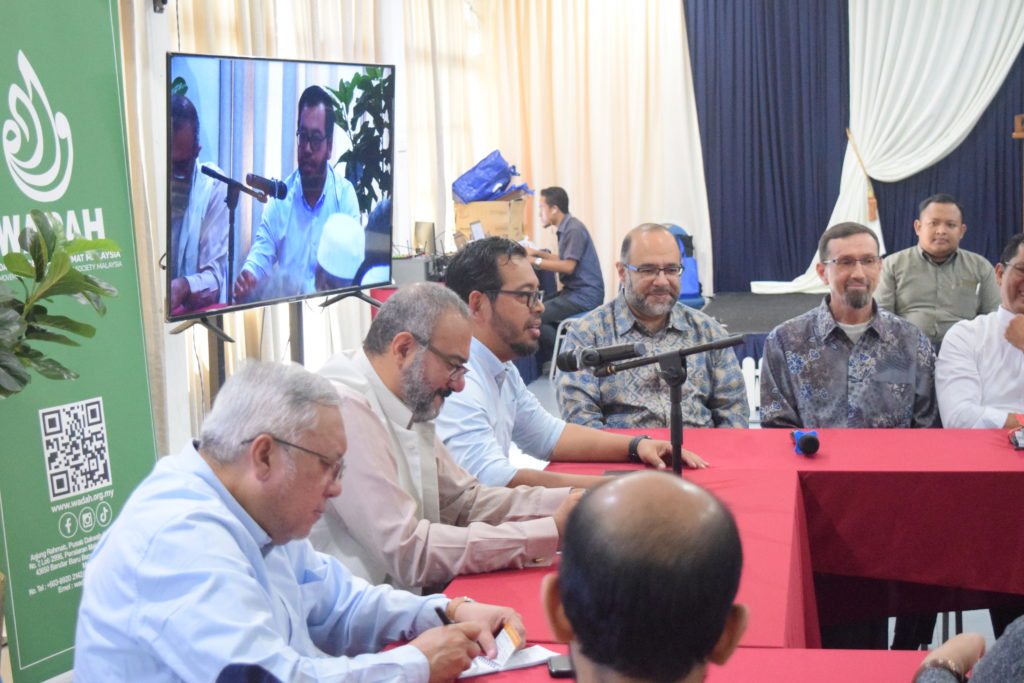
[555,223,748,429]
[760,221,937,429]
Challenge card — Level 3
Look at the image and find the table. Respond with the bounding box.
[446,428,1023,673]
[485,644,924,682]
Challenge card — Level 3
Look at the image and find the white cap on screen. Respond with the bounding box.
[317,214,365,278]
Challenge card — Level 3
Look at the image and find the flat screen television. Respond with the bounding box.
[165,52,394,322]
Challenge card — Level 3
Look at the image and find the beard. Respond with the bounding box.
[842,285,872,310]
[623,276,676,318]
[491,309,539,358]
[400,350,451,423]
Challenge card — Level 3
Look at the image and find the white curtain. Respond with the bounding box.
[120,0,711,451]
[752,0,1024,294]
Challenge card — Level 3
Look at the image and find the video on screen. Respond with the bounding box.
[165,52,394,322]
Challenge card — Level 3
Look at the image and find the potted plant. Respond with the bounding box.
[0,209,119,398]
[327,66,394,216]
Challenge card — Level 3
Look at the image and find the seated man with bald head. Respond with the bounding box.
[542,472,748,683]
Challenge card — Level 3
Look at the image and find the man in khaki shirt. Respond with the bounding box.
[309,282,580,593]
[874,193,999,348]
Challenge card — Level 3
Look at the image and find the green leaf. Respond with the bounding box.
[30,313,96,337]
[72,290,107,315]
[0,348,31,392]
[29,209,57,260]
[22,354,77,380]
[0,281,15,305]
[26,250,73,305]
[0,308,27,348]
[25,326,80,346]
[64,238,120,256]
[2,251,34,278]
[84,274,118,297]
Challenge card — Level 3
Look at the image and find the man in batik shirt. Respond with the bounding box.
[760,222,937,429]
[556,223,748,429]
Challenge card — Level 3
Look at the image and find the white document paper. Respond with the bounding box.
[459,644,560,678]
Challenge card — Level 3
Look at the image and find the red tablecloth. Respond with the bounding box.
[481,644,923,682]
[447,428,1022,660]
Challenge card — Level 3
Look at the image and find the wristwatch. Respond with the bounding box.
[534,256,543,268]
[628,435,650,463]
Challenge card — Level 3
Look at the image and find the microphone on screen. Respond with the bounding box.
[245,172,288,200]
[555,342,647,372]
[790,430,820,456]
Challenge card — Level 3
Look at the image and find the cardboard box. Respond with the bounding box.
[454,199,526,244]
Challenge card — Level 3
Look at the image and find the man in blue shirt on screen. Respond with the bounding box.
[74,360,522,681]
[234,85,361,301]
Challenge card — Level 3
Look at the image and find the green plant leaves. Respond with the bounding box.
[64,238,120,255]
[0,309,27,348]
[0,349,31,394]
[0,210,119,397]
[3,252,34,278]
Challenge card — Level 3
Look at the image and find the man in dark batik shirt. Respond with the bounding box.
[760,222,937,430]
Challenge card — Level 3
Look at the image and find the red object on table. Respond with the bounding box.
[446,428,1024,664]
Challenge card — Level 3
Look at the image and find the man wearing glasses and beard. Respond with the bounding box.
[555,223,748,430]
[310,282,582,594]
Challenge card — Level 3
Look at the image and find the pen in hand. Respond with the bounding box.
[435,605,454,626]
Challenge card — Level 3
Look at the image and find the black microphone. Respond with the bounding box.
[201,164,267,203]
[790,430,820,456]
[246,172,287,200]
[592,335,744,378]
[556,342,647,372]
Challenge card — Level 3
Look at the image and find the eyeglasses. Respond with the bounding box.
[821,256,881,269]
[296,129,327,152]
[486,289,545,308]
[1001,261,1024,276]
[623,263,685,278]
[411,336,470,381]
[241,435,344,481]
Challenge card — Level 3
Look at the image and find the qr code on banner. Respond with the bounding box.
[39,397,113,502]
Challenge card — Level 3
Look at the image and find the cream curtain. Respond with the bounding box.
[119,0,709,450]
[753,0,1024,294]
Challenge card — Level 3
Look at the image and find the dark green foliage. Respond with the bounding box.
[0,210,119,397]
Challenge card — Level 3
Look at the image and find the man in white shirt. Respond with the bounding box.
[311,283,581,593]
[937,233,1024,429]
[75,360,521,681]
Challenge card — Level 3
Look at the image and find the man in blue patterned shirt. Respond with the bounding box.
[760,222,937,429]
[556,224,749,429]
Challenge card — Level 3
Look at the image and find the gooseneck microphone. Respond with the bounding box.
[245,172,288,200]
[556,342,647,372]
[790,430,820,456]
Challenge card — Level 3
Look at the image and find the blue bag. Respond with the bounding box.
[452,150,527,203]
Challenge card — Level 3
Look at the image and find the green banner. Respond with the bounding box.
[0,1,156,680]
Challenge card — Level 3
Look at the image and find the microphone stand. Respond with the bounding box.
[200,164,267,306]
[659,352,689,475]
[594,335,745,475]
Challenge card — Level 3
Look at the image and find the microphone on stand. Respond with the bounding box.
[593,335,745,378]
[790,430,820,456]
[555,343,647,372]
[245,172,288,200]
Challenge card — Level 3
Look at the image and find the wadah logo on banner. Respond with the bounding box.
[3,50,74,203]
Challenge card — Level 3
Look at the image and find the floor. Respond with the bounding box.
[525,373,996,652]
